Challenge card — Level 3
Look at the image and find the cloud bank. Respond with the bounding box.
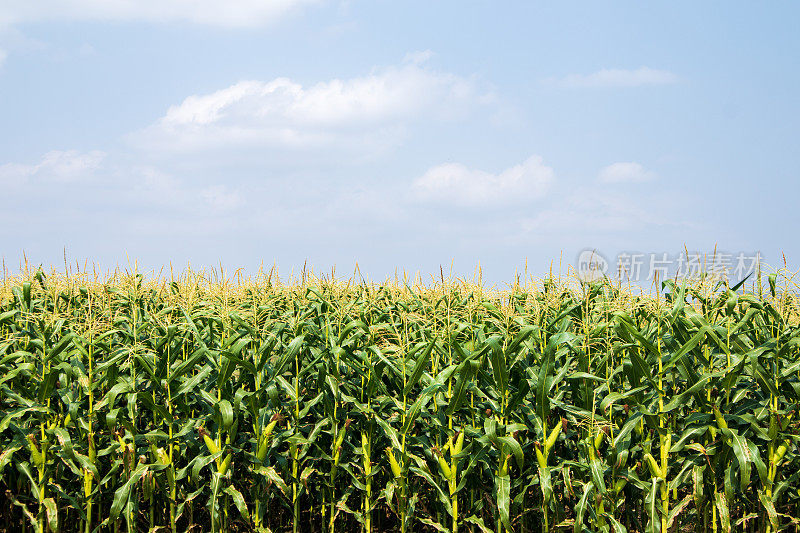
[598,162,656,183]
[0,0,319,28]
[133,56,489,154]
[0,150,106,185]
[413,155,554,207]
[549,67,678,88]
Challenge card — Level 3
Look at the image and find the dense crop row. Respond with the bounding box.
[1,269,799,532]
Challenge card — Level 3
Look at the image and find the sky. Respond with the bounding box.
[0,2,798,284]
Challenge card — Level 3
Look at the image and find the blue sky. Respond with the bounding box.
[1,2,797,283]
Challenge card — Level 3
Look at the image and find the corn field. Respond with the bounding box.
[1,267,800,533]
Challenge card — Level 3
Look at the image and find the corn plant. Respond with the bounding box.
[1,266,799,532]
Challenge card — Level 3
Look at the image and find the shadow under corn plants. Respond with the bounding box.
[1,267,799,533]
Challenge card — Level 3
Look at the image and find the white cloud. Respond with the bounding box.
[0,150,246,222]
[201,185,244,212]
[0,150,105,185]
[515,185,696,245]
[549,67,678,88]
[133,57,488,152]
[412,155,554,207]
[123,167,245,213]
[598,162,656,183]
[520,191,650,234]
[127,166,191,208]
[403,50,434,65]
[0,0,319,28]
[0,26,46,63]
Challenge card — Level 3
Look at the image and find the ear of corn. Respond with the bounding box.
[1,266,799,532]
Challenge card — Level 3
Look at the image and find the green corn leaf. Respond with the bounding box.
[574,482,594,533]
[495,472,511,530]
[715,490,731,533]
[403,338,436,397]
[224,484,250,522]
